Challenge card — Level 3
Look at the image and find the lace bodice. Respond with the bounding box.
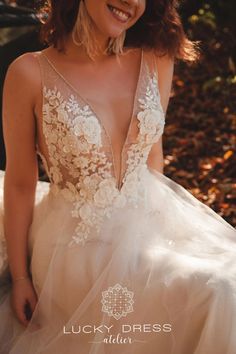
[35,49,165,246]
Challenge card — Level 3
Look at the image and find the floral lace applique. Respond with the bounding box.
[137,73,165,145]
[42,87,127,245]
[40,70,165,246]
[123,73,165,181]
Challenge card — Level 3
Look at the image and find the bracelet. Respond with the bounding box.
[12,275,30,283]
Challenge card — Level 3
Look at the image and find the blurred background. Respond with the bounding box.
[0,0,235,225]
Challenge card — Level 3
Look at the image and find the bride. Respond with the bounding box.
[0,0,236,353]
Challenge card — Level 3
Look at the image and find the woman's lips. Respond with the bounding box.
[107,4,131,23]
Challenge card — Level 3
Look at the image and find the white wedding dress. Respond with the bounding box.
[0,49,236,354]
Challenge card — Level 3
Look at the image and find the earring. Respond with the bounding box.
[72,0,95,50]
[72,0,127,59]
[72,0,106,60]
[106,30,127,56]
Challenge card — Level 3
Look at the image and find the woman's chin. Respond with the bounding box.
[105,28,126,39]
[100,22,127,39]
[109,33,124,39]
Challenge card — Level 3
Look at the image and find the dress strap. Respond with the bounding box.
[35,51,46,88]
[140,49,160,87]
[35,51,65,91]
[140,50,166,117]
[151,50,160,81]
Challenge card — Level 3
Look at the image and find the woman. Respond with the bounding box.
[0,0,236,353]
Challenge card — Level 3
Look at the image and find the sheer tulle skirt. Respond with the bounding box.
[0,168,236,354]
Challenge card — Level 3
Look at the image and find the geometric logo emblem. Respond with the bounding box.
[101,283,134,320]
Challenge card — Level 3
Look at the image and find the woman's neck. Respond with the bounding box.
[63,32,111,63]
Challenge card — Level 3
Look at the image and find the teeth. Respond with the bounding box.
[109,5,130,21]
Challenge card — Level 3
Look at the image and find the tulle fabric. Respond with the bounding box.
[0,167,236,354]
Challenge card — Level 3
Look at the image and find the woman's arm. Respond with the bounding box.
[3,53,40,281]
[3,52,41,326]
[147,54,174,174]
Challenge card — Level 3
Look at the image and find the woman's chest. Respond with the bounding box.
[85,86,136,148]
[68,58,141,147]
[36,83,136,148]
[36,61,141,155]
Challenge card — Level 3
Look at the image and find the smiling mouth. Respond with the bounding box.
[107,4,132,23]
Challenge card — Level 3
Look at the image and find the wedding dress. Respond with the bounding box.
[0,49,236,354]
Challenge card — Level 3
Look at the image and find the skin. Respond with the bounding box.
[3,0,174,327]
[84,0,146,47]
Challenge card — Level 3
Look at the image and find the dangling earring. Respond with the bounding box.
[106,30,127,56]
[72,0,127,59]
[72,0,99,60]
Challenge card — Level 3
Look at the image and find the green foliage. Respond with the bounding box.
[180,0,235,35]
[202,75,236,94]
[180,0,236,84]
[188,4,216,30]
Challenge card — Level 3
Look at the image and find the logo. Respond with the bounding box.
[101,283,134,320]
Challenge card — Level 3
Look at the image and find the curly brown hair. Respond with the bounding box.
[39,0,200,62]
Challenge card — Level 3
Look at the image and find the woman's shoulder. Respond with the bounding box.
[8,50,42,68]
[6,50,42,83]
[127,47,174,75]
[143,48,174,65]
[4,51,43,104]
[6,51,51,90]
[144,48,175,81]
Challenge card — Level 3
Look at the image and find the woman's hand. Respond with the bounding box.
[10,278,38,327]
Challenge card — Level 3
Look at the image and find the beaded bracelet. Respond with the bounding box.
[12,275,30,283]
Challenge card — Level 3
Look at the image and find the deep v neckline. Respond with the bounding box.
[41,48,144,190]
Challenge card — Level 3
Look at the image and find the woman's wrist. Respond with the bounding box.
[12,275,31,283]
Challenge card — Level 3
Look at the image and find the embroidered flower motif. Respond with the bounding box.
[73,156,89,169]
[137,108,164,143]
[114,73,166,212]
[79,203,94,225]
[57,105,69,123]
[81,116,102,145]
[61,182,77,202]
[121,171,139,197]
[41,67,165,246]
[45,126,58,145]
[77,138,91,153]
[48,95,60,107]
[43,103,52,123]
[73,115,101,146]
[94,179,119,208]
[137,74,165,143]
[45,87,64,109]
[49,166,62,184]
[79,174,103,200]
